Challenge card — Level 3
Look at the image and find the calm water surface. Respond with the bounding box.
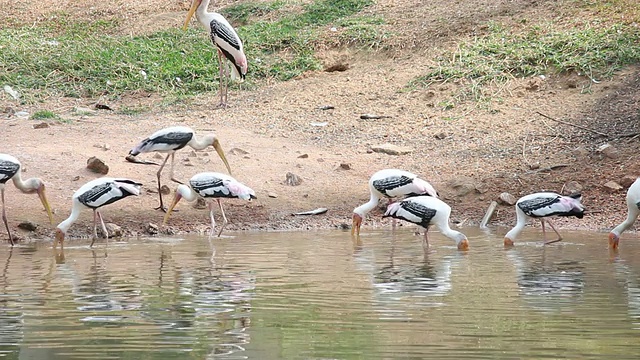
[1,227,640,359]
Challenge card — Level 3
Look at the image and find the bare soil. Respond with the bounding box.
[1,0,639,243]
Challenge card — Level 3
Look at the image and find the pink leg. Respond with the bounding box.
[1,189,14,246]
[544,219,563,245]
[155,153,172,212]
[217,50,227,108]
[216,199,228,237]
[90,209,99,247]
[208,201,217,238]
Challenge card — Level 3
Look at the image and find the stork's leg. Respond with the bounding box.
[540,219,547,241]
[168,153,183,185]
[216,50,227,108]
[90,209,99,247]
[208,201,217,238]
[97,211,109,246]
[544,219,563,245]
[422,227,430,252]
[154,153,172,212]
[216,199,228,237]
[1,189,14,246]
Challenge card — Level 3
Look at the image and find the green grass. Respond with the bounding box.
[0,0,380,103]
[409,21,640,103]
[31,110,60,120]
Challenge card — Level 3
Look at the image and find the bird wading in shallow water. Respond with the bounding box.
[383,196,469,251]
[504,192,584,247]
[0,154,54,246]
[183,0,248,108]
[609,178,640,250]
[55,178,142,248]
[352,169,438,236]
[163,172,256,237]
[127,126,231,212]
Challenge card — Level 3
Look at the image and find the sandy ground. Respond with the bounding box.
[1,0,640,244]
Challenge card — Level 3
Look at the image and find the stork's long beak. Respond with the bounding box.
[182,0,202,31]
[351,214,362,236]
[504,237,515,247]
[212,139,232,176]
[37,185,54,225]
[457,238,470,251]
[608,233,619,250]
[54,228,65,249]
[163,193,183,225]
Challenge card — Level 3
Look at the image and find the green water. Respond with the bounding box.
[0,226,639,359]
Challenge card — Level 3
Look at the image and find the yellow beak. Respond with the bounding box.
[351,214,362,236]
[212,139,232,176]
[38,186,54,225]
[182,0,202,31]
[163,193,183,225]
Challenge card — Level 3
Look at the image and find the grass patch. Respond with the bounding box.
[0,0,381,103]
[409,21,640,103]
[31,110,60,120]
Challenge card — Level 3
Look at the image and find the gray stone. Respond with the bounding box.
[603,181,623,192]
[285,172,303,186]
[160,185,171,195]
[105,223,123,238]
[146,223,159,235]
[86,156,109,174]
[563,181,583,195]
[17,221,37,231]
[448,176,476,196]
[298,153,309,159]
[370,143,413,155]
[74,106,96,115]
[597,143,618,159]
[475,182,489,194]
[33,122,49,129]
[620,175,637,188]
[498,192,517,206]
[338,163,351,170]
[229,147,250,155]
[572,146,589,157]
[268,192,278,198]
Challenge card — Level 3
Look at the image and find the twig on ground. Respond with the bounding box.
[536,111,609,137]
[525,164,569,174]
[480,201,498,229]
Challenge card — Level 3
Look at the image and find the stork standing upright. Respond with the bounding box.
[383,196,469,251]
[183,0,248,108]
[504,192,585,247]
[609,178,640,249]
[127,126,231,212]
[55,177,143,248]
[0,154,53,246]
[163,172,256,237]
[352,169,438,236]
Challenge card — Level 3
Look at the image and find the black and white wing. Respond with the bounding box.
[384,199,438,228]
[130,126,194,155]
[76,178,142,208]
[190,174,234,199]
[372,175,415,197]
[0,154,20,184]
[517,192,584,218]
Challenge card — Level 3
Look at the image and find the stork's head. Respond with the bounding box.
[351,213,363,236]
[504,237,515,247]
[54,228,66,248]
[608,232,620,250]
[163,185,191,226]
[22,178,54,225]
[183,0,204,31]
[456,237,470,251]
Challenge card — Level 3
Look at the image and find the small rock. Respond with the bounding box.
[597,143,618,159]
[183,158,194,167]
[475,182,489,194]
[310,122,328,127]
[370,143,413,155]
[268,192,278,198]
[93,143,110,151]
[528,162,540,170]
[73,106,96,115]
[298,154,309,159]
[17,221,37,231]
[620,175,637,188]
[153,153,164,160]
[146,223,159,235]
[434,132,447,140]
[498,192,517,206]
[86,156,109,174]
[572,146,589,157]
[72,175,80,181]
[285,172,303,186]
[33,122,49,129]
[105,223,123,238]
[15,111,29,118]
[603,181,623,192]
[188,150,198,157]
[563,181,583,195]
[3,85,20,100]
[338,163,351,170]
[229,148,249,156]
[160,185,171,195]
[317,158,325,162]
[193,197,207,209]
[448,176,476,197]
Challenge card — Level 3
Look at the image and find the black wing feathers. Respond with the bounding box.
[373,175,413,196]
[0,161,20,184]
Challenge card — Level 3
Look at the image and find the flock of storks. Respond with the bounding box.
[2,0,639,250]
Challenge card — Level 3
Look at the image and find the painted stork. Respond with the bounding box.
[163,172,255,237]
[504,192,584,247]
[0,154,53,245]
[609,178,640,249]
[352,169,438,236]
[183,0,248,108]
[382,196,469,251]
[54,177,143,248]
[127,126,231,212]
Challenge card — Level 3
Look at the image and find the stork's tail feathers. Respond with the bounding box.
[382,202,402,218]
[569,192,582,201]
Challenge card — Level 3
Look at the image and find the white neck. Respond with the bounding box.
[353,192,381,217]
[10,171,34,193]
[505,208,527,240]
[436,221,466,245]
[612,207,640,236]
[57,200,84,234]
[188,134,214,151]
[178,184,199,202]
[196,0,214,27]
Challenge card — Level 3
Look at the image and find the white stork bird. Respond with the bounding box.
[183,0,248,108]
[609,178,640,249]
[163,172,255,237]
[54,177,143,248]
[127,126,231,212]
[352,169,438,236]
[504,192,584,247]
[0,154,54,246]
[383,196,469,251]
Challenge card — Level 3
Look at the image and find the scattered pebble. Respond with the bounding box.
[298,154,309,159]
[105,223,123,238]
[86,156,109,174]
[17,221,37,231]
[268,192,278,198]
[229,147,249,155]
[370,143,413,155]
[285,172,303,186]
[146,223,159,235]
[603,181,623,192]
[498,192,517,206]
[33,122,49,129]
[160,185,171,195]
